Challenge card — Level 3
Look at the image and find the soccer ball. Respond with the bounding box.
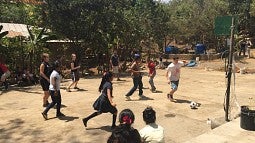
[190,101,197,109]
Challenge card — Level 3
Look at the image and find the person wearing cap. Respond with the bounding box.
[125,54,144,100]
[139,107,165,143]
[42,61,65,120]
[166,57,185,101]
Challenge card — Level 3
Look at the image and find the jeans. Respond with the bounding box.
[43,90,61,115]
[126,76,143,96]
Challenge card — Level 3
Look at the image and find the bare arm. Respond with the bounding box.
[71,63,80,70]
[166,69,170,84]
[40,64,50,82]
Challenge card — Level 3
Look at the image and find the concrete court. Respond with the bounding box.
[0,62,255,143]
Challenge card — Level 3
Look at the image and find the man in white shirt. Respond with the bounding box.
[139,107,164,143]
[42,61,65,120]
[166,57,185,101]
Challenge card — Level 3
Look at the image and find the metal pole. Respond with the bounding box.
[225,16,235,121]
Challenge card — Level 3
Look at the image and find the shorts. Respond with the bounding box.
[112,66,119,74]
[71,71,80,82]
[1,71,10,82]
[40,79,50,91]
[170,80,179,90]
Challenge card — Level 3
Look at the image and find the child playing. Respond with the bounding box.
[82,72,117,129]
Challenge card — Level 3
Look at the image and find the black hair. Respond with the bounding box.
[119,109,135,125]
[52,61,60,70]
[98,71,113,92]
[143,106,156,124]
[107,123,141,143]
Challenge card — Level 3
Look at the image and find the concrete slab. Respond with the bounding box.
[184,118,255,143]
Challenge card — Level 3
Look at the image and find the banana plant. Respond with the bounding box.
[26,25,55,73]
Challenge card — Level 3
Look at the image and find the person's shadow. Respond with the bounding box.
[76,88,88,92]
[86,125,112,132]
[57,116,79,122]
[173,99,191,104]
[173,99,202,107]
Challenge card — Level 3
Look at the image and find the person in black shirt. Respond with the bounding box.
[239,39,246,56]
[66,53,80,92]
[39,53,50,107]
[110,50,121,81]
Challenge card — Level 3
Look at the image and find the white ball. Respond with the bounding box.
[190,101,197,109]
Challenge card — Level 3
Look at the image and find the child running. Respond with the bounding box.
[125,54,144,100]
[147,57,156,92]
[82,71,117,129]
[42,61,65,120]
[166,57,186,101]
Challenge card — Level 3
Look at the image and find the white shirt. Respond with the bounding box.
[49,70,61,91]
[166,61,184,81]
[139,123,165,143]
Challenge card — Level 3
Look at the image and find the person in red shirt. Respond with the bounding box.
[147,57,156,92]
[0,56,10,90]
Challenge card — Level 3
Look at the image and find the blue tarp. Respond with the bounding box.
[195,44,206,54]
[186,60,197,67]
[165,46,179,54]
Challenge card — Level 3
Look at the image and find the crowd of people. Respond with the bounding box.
[34,51,173,143]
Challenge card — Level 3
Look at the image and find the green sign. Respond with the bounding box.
[214,16,233,36]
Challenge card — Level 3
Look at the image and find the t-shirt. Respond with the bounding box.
[166,61,184,81]
[41,62,51,78]
[49,70,61,91]
[102,82,112,97]
[111,54,119,66]
[148,61,156,75]
[139,123,165,143]
[0,63,9,73]
[131,62,141,77]
[71,60,79,72]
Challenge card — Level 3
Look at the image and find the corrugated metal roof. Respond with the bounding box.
[0,23,29,38]
[11,0,44,5]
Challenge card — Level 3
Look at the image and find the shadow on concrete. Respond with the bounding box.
[86,125,112,132]
[3,85,42,95]
[164,113,176,118]
[153,90,163,93]
[0,118,44,143]
[126,96,154,101]
[58,116,79,122]
[173,98,190,104]
[77,88,88,92]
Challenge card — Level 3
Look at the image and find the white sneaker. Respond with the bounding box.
[125,96,131,101]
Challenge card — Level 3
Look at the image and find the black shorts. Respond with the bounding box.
[71,71,80,82]
[40,79,49,91]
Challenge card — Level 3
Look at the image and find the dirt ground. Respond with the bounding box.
[0,58,255,143]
